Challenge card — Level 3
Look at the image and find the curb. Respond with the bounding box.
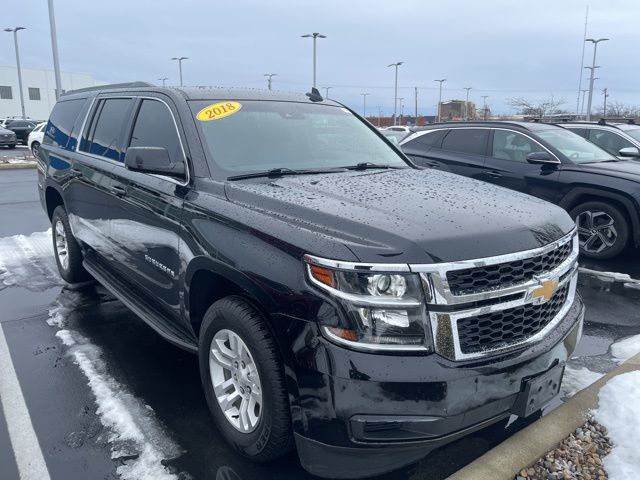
[448,351,640,480]
[0,162,37,170]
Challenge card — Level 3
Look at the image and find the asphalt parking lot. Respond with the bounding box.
[0,168,639,480]
[0,145,33,160]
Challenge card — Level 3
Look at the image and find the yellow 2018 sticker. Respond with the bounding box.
[196,101,242,121]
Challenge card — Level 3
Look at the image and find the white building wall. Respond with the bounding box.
[0,66,103,121]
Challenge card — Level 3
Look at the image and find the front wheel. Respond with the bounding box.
[570,201,629,260]
[199,297,293,462]
[51,206,91,283]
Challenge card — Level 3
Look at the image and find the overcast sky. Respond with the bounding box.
[3,0,638,115]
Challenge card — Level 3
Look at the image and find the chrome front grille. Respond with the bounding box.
[411,230,579,361]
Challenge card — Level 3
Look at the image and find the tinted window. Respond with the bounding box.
[565,127,587,138]
[492,130,542,162]
[588,130,634,156]
[128,100,183,164]
[44,99,86,148]
[417,129,447,147]
[84,98,133,161]
[441,129,488,155]
[536,128,615,163]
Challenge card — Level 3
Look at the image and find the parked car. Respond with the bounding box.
[383,125,412,133]
[39,84,584,479]
[560,120,640,160]
[5,119,38,144]
[0,126,17,148]
[400,121,640,260]
[380,128,410,144]
[27,122,47,157]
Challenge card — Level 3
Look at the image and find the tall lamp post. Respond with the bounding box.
[264,73,277,90]
[301,32,326,88]
[434,79,446,122]
[47,0,63,99]
[481,95,489,120]
[387,62,403,125]
[585,38,608,121]
[4,27,26,119]
[463,87,472,121]
[171,57,188,87]
[398,97,404,125]
[580,89,589,116]
[158,77,168,87]
[360,93,369,118]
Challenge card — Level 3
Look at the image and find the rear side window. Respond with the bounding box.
[128,100,183,164]
[82,98,133,161]
[565,127,587,138]
[44,99,86,148]
[441,128,489,155]
[402,129,447,151]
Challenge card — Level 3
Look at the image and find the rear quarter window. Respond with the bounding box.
[441,128,489,155]
[44,99,87,148]
[402,129,447,151]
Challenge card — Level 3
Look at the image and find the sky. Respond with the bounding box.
[2,0,638,116]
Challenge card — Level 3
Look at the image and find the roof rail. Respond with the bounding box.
[597,118,607,125]
[61,81,154,96]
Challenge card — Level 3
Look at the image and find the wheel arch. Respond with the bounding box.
[44,183,66,220]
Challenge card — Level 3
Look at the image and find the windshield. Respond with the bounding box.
[536,128,617,163]
[190,100,408,177]
[623,128,640,142]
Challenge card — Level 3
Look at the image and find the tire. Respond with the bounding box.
[31,141,40,157]
[570,201,630,260]
[199,296,293,462]
[51,206,91,283]
[8,144,16,149]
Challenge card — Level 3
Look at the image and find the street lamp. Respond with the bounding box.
[580,89,589,116]
[264,73,277,91]
[158,77,168,87]
[324,86,332,99]
[301,32,326,88]
[434,79,446,122]
[4,27,26,119]
[398,97,404,125]
[481,95,489,120]
[585,38,609,121]
[387,62,403,125]
[171,57,188,87]
[360,93,369,117]
[47,0,63,100]
[463,87,472,121]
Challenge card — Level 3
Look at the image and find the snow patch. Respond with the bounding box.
[562,366,604,398]
[579,267,640,286]
[610,334,640,364]
[594,371,640,480]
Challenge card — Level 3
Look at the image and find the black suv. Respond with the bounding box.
[401,121,640,260]
[39,85,584,479]
[5,119,37,144]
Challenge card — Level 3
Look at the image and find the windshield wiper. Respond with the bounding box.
[343,162,404,171]
[227,167,345,181]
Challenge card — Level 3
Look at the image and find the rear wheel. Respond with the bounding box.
[51,206,90,283]
[31,141,40,157]
[570,201,629,260]
[199,296,293,461]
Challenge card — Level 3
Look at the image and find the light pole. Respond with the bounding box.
[585,38,608,121]
[171,57,188,87]
[4,27,26,119]
[398,98,404,125]
[360,93,369,118]
[324,86,332,99]
[301,32,326,88]
[434,79,446,122]
[580,89,589,116]
[602,87,609,117]
[481,95,489,120]
[377,106,382,127]
[47,0,63,99]
[387,62,403,125]
[463,87,472,121]
[264,73,277,90]
[414,87,418,124]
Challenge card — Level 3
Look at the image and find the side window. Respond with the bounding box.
[402,129,447,151]
[588,130,633,156]
[43,98,87,148]
[82,98,133,161]
[492,130,542,162]
[566,127,587,138]
[128,99,183,164]
[441,129,488,155]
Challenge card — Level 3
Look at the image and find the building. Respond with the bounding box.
[0,65,103,120]
[439,100,477,121]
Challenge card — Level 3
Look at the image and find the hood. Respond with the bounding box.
[566,160,640,181]
[225,169,575,264]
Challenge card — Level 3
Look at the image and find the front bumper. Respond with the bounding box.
[291,293,584,479]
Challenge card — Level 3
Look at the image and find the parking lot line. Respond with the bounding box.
[0,324,51,480]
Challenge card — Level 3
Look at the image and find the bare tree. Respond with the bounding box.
[601,101,640,118]
[507,95,567,118]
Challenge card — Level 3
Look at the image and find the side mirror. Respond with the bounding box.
[526,151,560,165]
[618,147,640,158]
[124,147,185,178]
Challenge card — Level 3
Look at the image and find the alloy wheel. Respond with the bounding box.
[209,329,263,433]
[54,219,69,270]
[576,210,618,254]
[31,142,40,157]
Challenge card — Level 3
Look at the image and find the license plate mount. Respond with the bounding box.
[512,365,565,418]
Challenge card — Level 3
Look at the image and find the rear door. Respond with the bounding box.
[108,96,188,318]
[433,128,489,179]
[483,128,561,202]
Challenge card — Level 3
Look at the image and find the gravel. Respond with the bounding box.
[515,417,611,480]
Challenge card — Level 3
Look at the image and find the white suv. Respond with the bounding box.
[562,121,640,160]
[28,122,47,157]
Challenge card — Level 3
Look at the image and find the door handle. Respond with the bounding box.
[70,168,82,176]
[485,170,502,178]
[110,185,127,196]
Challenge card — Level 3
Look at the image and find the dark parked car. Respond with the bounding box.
[401,121,640,260]
[5,119,37,144]
[39,85,584,479]
[0,126,17,148]
[561,121,640,160]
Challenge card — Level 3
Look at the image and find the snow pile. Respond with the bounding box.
[611,334,640,364]
[594,371,640,480]
[562,366,604,398]
[579,267,640,289]
[0,229,60,291]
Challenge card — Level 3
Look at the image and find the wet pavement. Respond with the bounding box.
[0,168,639,480]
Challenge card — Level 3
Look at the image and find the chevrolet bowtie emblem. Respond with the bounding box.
[532,279,559,302]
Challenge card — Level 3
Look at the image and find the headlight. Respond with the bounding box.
[305,257,433,351]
